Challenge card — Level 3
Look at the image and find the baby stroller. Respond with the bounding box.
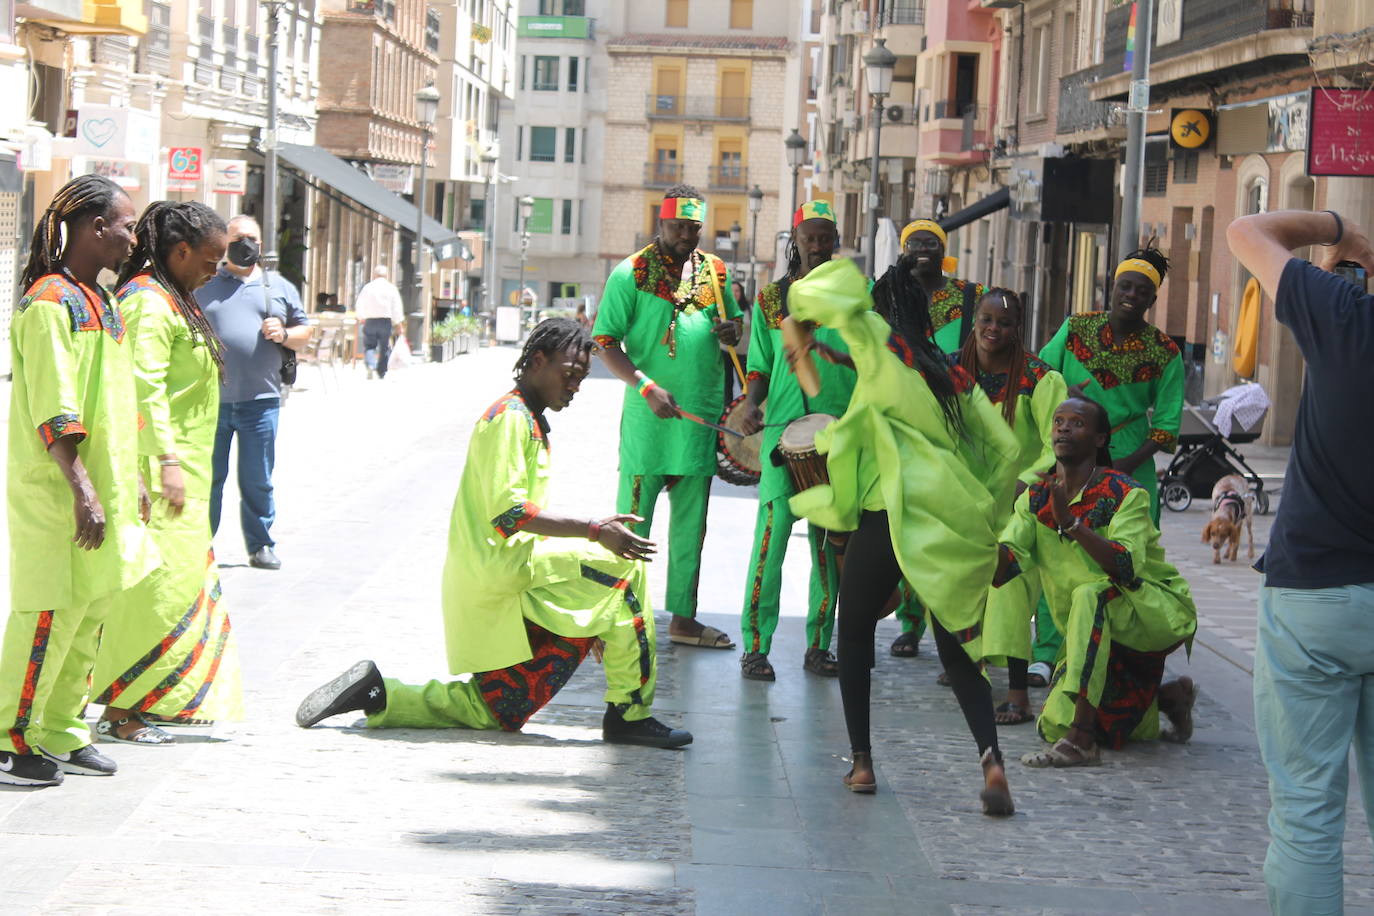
[1159,384,1272,514]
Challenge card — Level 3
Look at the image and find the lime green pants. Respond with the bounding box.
[618,473,710,618]
[0,597,114,755]
[369,559,657,730]
[740,496,839,655]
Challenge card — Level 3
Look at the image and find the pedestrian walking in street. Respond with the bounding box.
[1227,208,1374,915]
[722,278,750,403]
[952,289,1067,726]
[786,258,1019,815]
[996,396,1197,767]
[197,215,311,571]
[877,219,988,658]
[92,201,244,745]
[733,201,853,682]
[0,175,159,787]
[296,319,692,748]
[592,185,743,650]
[354,265,404,379]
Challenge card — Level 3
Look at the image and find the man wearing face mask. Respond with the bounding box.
[196,215,311,570]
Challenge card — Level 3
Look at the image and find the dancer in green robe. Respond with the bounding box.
[0,176,159,787]
[93,202,243,745]
[296,320,692,749]
[734,201,854,681]
[593,186,742,650]
[787,258,1019,815]
[995,397,1197,768]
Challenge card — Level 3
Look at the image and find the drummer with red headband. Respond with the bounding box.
[731,201,856,681]
[593,185,743,649]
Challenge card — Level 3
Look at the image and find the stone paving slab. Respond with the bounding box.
[1,347,1372,914]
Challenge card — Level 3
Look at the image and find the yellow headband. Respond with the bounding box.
[900,219,947,251]
[1115,257,1162,289]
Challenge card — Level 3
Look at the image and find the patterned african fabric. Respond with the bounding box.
[93,278,243,720]
[1039,312,1184,515]
[6,273,159,614]
[930,277,989,355]
[998,469,1196,745]
[747,278,856,506]
[785,259,1020,664]
[478,620,597,731]
[593,242,741,476]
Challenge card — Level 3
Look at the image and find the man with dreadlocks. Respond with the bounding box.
[0,175,159,787]
[732,201,853,682]
[92,201,244,745]
[881,219,990,659]
[593,185,742,649]
[786,257,1019,813]
[296,319,691,748]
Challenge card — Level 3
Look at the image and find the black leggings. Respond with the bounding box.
[836,510,1000,762]
[1007,657,1028,692]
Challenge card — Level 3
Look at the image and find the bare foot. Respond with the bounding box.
[1159,676,1198,743]
[844,750,876,793]
[669,617,705,638]
[979,749,1014,816]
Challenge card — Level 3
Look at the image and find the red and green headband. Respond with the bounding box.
[660,197,706,222]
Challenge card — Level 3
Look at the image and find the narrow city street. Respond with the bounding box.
[2,347,1371,915]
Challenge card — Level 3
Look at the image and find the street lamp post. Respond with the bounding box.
[728,219,741,288]
[480,147,499,325]
[261,0,285,278]
[517,194,534,326]
[747,184,763,302]
[784,127,806,217]
[410,83,441,355]
[863,38,896,278]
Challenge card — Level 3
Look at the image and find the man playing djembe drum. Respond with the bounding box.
[734,202,856,681]
[593,185,743,649]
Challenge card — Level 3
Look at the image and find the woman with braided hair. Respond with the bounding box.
[0,175,159,786]
[92,201,244,744]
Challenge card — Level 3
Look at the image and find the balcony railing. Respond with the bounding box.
[644,162,684,187]
[193,61,214,85]
[708,165,748,191]
[1267,6,1313,27]
[881,0,924,25]
[961,104,990,150]
[351,0,395,21]
[646,94,750,122]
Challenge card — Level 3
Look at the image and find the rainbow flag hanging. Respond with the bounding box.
[1123,2,1138,72]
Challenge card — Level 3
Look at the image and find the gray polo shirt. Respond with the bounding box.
[197,267,307,404]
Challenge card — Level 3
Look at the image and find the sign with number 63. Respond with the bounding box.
[168,147,203,181]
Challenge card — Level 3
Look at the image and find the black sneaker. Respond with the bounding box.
[39,744,117,776]
[296,660,385,727]
[602,704,693,749]
[0,751,64,787]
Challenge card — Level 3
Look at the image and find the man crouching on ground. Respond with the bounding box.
[296,318,692,748]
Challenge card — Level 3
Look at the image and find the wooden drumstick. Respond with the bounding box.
[781,316,821,397]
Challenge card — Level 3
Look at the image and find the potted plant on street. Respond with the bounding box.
[430,314,461,362]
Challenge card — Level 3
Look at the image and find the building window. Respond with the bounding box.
[1061,11,1076,74]
[665,0,687,28]
[1028,24,1050,117]
[1173,149,1198,184]
[1143,138,1168,196]
[568,56,579,92]
[539,0,583,12]
[529,127,557,162]
[729,0,752,29]
[519,55,526,91]
[516,125,523,160]
[565,127,577,163]
[561,199,574,235]
[532,56,559,91]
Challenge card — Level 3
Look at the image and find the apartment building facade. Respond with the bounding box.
[597,0,801,298]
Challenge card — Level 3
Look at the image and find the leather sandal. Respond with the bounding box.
[96,716,175,746]
[802,648,839,677]
[740,651,776,682]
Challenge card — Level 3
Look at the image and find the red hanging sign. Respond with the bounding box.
[1307,88,1374,177]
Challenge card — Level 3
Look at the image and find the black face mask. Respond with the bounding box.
[227,237,260,268]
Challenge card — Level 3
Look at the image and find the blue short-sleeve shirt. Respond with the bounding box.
[197,268,307,404]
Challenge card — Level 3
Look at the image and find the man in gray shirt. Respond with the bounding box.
[197,215,311,570]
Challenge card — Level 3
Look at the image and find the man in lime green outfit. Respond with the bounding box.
[734,201,854,681]
[593,185,742,649]
[296,319,691,748]
[1,175,159,788]
[883,219,988,657]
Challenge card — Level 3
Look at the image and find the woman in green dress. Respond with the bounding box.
[949,289,1067,725]
[1038,246,1184,524]
[93,201,243,744]
[787,259,1020,816]
[994,397,1198,767]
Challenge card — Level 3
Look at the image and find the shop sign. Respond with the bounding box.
[167,147,202,192]
[210,159,247,195]
[76,106,157,162]
[87,160,141,190]
[1307,87,1374,177]
[1169,109,1213,150]
[369,163,413,195]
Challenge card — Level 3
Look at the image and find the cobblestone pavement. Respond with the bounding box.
[1,347,1371,914]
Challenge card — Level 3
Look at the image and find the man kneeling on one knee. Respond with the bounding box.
[296,318,692,748]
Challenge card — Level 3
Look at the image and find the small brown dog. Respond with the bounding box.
[1201,474,1254,564]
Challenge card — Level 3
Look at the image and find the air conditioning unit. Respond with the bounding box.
[886,105,905,122]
